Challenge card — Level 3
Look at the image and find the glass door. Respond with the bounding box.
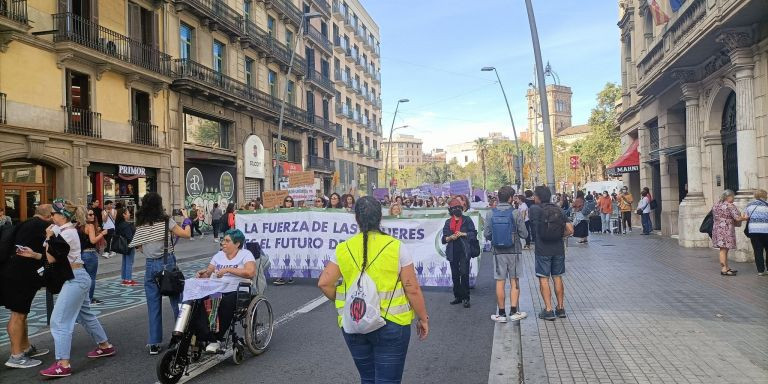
[2,187,44,224]
[3,188,21,224]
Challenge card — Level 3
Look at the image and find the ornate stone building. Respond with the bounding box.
[617,0,768,261]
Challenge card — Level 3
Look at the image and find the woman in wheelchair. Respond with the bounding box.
[192,229,256,353]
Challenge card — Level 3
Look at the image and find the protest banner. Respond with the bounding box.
[235,210,482,287]
[262,190,289,209]
[450,180,472,196]
[373,188,389,200]
[288,171,315,188]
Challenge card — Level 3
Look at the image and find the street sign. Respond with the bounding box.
[569,155,580,169]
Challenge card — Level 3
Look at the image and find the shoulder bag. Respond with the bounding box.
[153,219,185,296]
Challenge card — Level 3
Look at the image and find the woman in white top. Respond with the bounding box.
[17,199,116,378]
[193,229,256,352]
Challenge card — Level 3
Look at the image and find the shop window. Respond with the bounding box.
[184,112,230,149]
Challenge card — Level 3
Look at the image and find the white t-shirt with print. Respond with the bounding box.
[518,202,529,222]
[209,249,257,287]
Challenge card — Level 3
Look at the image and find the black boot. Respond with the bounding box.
[450,298,462,305]
[462,299,471,308]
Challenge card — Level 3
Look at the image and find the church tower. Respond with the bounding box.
[526,84,573,144]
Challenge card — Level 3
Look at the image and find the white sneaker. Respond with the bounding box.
[758,272,767,276]
[214,238,220,243]
[205,342,220,353]
[101,252,111,259]
[509,312,528,321]
[490,314,508,323]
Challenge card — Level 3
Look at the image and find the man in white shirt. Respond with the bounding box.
[515,195,531,249]
[101,200,116,258]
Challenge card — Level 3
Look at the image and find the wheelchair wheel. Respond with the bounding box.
[244,296,274,355]
[232,342,245,365]
[157,347,186,384]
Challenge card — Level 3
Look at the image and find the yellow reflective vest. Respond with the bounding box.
[335,232,414,327]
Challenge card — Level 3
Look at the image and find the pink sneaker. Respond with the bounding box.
[40,362,71,377]
[87,345,117,358]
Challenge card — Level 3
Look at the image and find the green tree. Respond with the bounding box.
[581,82,622,179]
[474,138,489,190]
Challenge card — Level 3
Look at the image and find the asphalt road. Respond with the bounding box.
[0,251,501,384]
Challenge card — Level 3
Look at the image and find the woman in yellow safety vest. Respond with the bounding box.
[318,196,429,383]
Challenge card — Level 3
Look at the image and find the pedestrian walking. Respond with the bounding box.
[442,197,477,308]
[711,190,749,276]
[222,203,236,233]
[90,200,103,229]
[16,199,117,377]
[317,196,429,384]
[210,203,223,243]
[115,207,137,286]
[618,187,633,234]
[485,186,529,323]
[101,200,116,258]
[529,186,573,321]
[81,209,108,304]
[745,189,768,276]
[598,191,613,234]
[129,192,191,355]
[638,190,653,235]
[2,204,52,369]
[189,204,203,239]
[515,195,531,249]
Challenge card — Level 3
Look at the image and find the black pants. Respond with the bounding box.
[621,211,632,232]
[450,257,470,301]
[751,234,768,273]
[212,219,220,239]
[525,221,533,246]
[104,229,115,252]
[191,220,203,237]
[191,291,237,342]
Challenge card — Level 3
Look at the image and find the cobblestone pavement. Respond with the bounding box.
[519,233,768,384]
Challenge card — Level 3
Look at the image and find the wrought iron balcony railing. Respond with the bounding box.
[130,119,159,147]
[265,0,302,27]
[66,106,102,138]
[305,24,332,53]
[308,155,335,172]
[312,0,331,18]
[0,0,28,25]
[306,68,335,95]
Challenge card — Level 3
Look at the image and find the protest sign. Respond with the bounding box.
[263,190,289,209]
[373,188,389,200]
[450,180,472,196]
[288,171,315,188]
[236,210,482,287]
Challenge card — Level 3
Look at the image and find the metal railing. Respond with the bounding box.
[305,24,332,52]
[53,13,171,76]
[130,120,158,147]
[312,0,331,17]
[337,135,346,148]
[0,92,6,124]
[0,0,28,24]
[308,155,335,172]
[306,68,335,94]
[372,43,380,57]
[267,0,302,26]
[333,34,347,52]
[175,0,242,37]
[307,114,337,135]
[66,106,101,138]
[344,12,354,30]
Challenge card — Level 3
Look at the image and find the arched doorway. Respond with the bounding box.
[0,161,56,224]
[721,91,738,192]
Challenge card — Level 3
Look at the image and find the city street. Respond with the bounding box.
[1,233,766,383]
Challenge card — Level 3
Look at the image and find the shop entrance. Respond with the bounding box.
[1,161,56,224]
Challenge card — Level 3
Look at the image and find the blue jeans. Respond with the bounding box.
[535,254,565,277]
[50,268,108,360]
[641,213,652,234]
[121,248,135,280]
[81,250,99,300]
[144,255,182,345]
[342,321,411,384]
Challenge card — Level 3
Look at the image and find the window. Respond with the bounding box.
[287,80,295,105]
[286,29,294,48]
[184,112,230,149]
[132,90,150,122]
[128,2,155,46]
[306,91,314,114]
[308,137,317,156]
[180,23,194,60]
[267,16,276,37]
[321,59,330,78]
[322,99,329,119]
[245,57,254,86]
[67,70,90,109]
[268,70,277,97]
[244,0,251,20]
[321,21,328,38]
[213,40,225,73]
[273,137,301,163]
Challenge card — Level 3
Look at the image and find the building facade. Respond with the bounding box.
[446,132,511,167]
[331,0,383,194]
[381,133,423,172]
[617,0,768,261]
[526,84,573,145]
[423,148,446,164]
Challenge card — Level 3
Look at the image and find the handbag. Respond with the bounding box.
[699,210,713,236]
[153,219,185,296]
[110,234,130,255]
[636,208,643,215]
[466,235,481,258]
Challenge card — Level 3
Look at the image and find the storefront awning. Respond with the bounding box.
[608,139,640,174]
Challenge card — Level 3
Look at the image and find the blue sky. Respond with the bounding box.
[361,0,621,151]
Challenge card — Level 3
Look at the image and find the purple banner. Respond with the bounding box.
[373,188,389,200]
[450,180,472,196]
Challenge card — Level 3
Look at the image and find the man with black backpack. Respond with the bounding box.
[485,186,529,323]
[529,186,573,321]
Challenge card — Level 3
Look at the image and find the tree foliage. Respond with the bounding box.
[572,82,622,180]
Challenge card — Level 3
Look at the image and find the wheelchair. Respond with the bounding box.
[156,281,274,384]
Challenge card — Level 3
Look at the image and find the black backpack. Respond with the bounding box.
[0,221,17,265]
[537,203,566,242]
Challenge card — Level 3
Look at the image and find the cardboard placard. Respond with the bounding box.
[288,171,315,188]
[262,190,290,209]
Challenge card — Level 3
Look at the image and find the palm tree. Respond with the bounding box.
[474,138,489,190]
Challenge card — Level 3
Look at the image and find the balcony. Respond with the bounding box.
[372,43,380,58]
[53,13,172,83]
[263,0,302,27]
[0,92,6,124]
[333,67,345,86]
[369,121,380,135]
[304,24,332,54]
[343,75,354,90]
[336,136,346,149]
[343,13,354,31]
[242,20,305,77]
[372,97,382,109]
[0,0,29,32]
[334,103,345,117]
[344,47,355,63]
[130,120,159,147]
[331,0,343,21]
[354,25,365,43]
[305,68,335,96]
[373,70,381,84]
[173,0,243,39]
[355,54,365,70]
[308,155,335,173]
[312,0,331,18]
[333,35,346,54]
[307,114,338,137]
[65,106,102,138]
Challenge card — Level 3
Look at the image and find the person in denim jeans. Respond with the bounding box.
[81,209,107,304]
[129,193,191,355]
[638,191,652,235]
[115,208,137,286]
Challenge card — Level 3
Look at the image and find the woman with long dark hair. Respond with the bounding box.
[81,207,108,302]
[115,207,137,286]
[442,197,477,308]
[129,193,191,355]
[318,196,429,383]
[221,203,236,233]
[328,193,344,209]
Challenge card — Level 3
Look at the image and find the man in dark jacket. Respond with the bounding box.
[442,197,477,308]
[2,204,52,368]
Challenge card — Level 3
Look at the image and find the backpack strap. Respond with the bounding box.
[383,271,402,318]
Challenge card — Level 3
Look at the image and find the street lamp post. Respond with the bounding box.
[384,124,408,191]
[274,12,322,191]
[481,66,524,190]
[524,0,556,191]
[384,99,409,194]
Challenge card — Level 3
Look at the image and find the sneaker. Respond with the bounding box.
[758,272,767,276]
[40,362,71,377]
[214,238,220,243]
[121,280,130,286]
[101,252,112,259]
[5,354,42,368]
[462,299,471,308]
[24,345,49,358]
[87,345,116,358]
[273,278,286,286]
[127,280,139,286]
[205,342,220,354]
[491,314,508,323]
[555,308,567,318]
[91,298,103,305]
[509,311,528,321]
[149,345,161,355]
[449,298,462,305]
[286,278,295,284]
[538,309,556,321]
[622,231,627,234]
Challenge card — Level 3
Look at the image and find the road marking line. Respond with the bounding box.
[488,321,522,384]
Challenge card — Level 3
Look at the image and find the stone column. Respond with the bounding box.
[673,70,710,247]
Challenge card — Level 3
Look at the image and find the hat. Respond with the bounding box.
[448,198,463,208]
[52,198,74,219]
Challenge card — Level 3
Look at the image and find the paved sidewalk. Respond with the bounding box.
[519,233,768,384]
